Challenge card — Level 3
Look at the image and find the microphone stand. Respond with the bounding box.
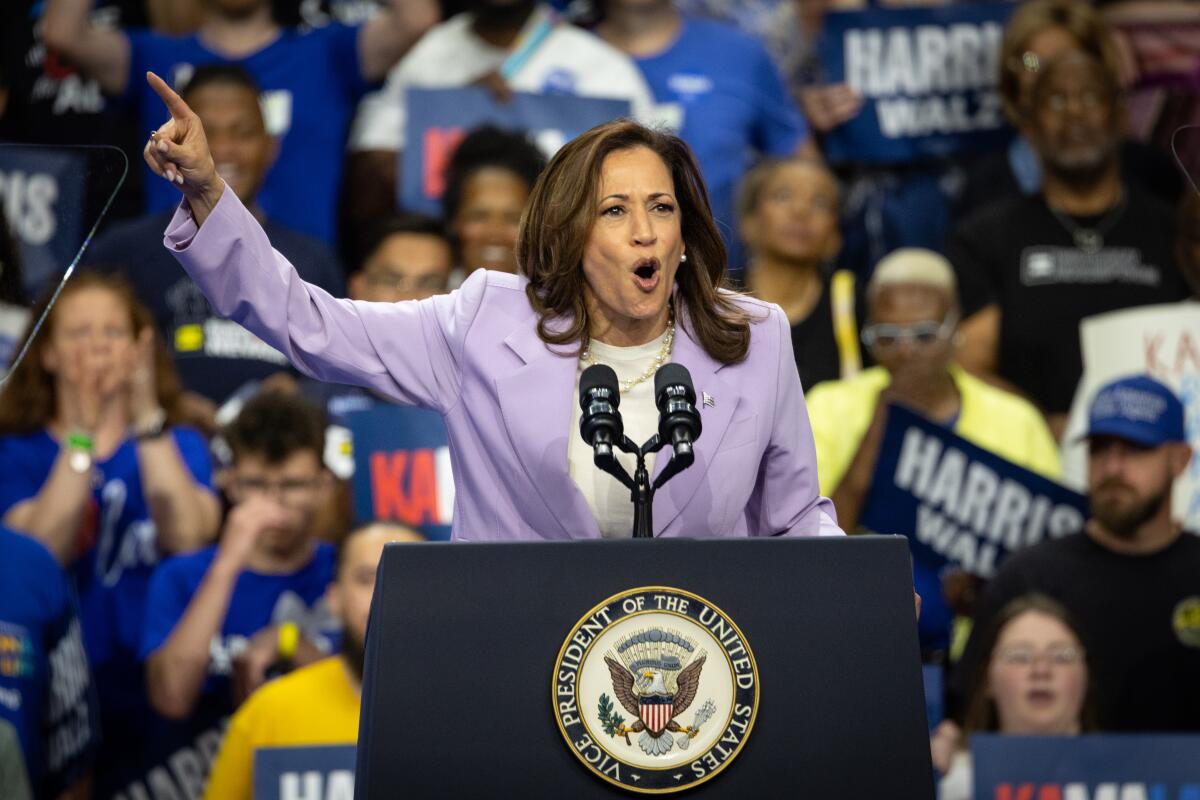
[595,434,694,539]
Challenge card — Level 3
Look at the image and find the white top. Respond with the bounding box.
[567,332,669,539]
[938,751,972,800]
[348,4,658,151]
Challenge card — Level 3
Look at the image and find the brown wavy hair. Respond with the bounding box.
[962,593,1099,737]
[999,0,1121,125]
[0,270,185,434]
[517,120,752,364]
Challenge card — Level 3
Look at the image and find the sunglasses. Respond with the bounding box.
[861,315,956,350]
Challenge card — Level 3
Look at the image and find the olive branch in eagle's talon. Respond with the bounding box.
[598,693,630,744]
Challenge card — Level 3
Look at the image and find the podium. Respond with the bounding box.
[355,536,935,798]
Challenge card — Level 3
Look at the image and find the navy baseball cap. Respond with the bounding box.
[1085,375,1186,447]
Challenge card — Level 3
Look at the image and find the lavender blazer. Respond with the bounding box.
[164,188,842,541]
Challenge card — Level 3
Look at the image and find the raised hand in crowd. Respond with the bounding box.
[929,719,963,775]
[217,496,292,573]
[59,346,128,440]
[799,84,864,133]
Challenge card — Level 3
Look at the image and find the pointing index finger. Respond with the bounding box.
[146,71,192,121]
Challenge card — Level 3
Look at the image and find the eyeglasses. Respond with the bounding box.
[1007,50,1043,75]
[1041,88,1109,115]
[996,645,1084,667]
[364,272,448,294]
[861,315,956,350]
[235,476,321,502]
[763,188,837,213]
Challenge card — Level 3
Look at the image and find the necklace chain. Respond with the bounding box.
[580,309,676,392]
[1048,191,1128,255]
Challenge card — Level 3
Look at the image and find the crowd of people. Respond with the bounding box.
[0,0,1198,797]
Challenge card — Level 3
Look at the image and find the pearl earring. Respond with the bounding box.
[680,253,687,263]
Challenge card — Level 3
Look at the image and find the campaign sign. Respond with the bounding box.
[861,406,1087,579]
[253,744,356,800]
[0,146,86,296]
[401,87,630,216]
[344,405,453,540]
[817,2,1016,164]
[972,735,1200,799]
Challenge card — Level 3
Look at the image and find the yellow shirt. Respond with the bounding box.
[805,365,1061,496]
[203,657,360,800]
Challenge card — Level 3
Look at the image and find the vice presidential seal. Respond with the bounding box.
[552,587,758,793]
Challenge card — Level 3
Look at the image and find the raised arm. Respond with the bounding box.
[143,72,481,412]
[358,0,440,82]
[43,0,131,95]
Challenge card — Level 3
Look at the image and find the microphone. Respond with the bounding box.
[654,363,702,468]
[579,364,624,461]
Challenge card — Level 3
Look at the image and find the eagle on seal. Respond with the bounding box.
[604,653,707,756]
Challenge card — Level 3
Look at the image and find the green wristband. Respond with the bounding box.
[66,431,94,452]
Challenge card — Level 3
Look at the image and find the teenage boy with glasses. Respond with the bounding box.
[137,391,338,798]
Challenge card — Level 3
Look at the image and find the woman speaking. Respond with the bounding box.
[143,72,841,541]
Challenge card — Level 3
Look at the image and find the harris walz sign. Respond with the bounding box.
[817,2,1016,164]
[861,405,1087,579]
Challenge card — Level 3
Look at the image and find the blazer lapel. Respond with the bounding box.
[651,305,743,535]
[495,319,601,539]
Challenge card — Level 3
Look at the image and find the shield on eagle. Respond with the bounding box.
[640,693,672,734]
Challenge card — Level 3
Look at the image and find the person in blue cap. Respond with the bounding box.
[951,374,1199,732]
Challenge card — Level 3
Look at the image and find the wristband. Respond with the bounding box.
[277,621,300,661]
[65,431,94,452]
[133,407,168,441]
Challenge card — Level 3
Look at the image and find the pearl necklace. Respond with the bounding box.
[580,309,676,393]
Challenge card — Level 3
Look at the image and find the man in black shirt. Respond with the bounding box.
[85,64,345,408]
[948,51,1189,439]
[957,375,1200,731]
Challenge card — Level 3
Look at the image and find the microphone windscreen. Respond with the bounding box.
[580,363,621,409]
[654,362,695,404]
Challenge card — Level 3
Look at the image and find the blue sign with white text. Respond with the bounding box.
[0,146,87,296]
[862,405,1088,579]
[345,405,453,540]
[860,405,1088,650]
[401,87,630,216]
[253,745,357,800]
[817,2,1016,164]
[973,735,1200,799]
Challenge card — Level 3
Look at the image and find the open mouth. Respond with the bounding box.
[632,258,660,291]
[1026,689,1056,707]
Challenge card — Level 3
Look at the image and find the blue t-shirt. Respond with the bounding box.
[128,543,337,800]
[0,427,214,797]
[86,211,346,403]
[0,527,98,799]
[125,24,370,243]
[633,18,806,274]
